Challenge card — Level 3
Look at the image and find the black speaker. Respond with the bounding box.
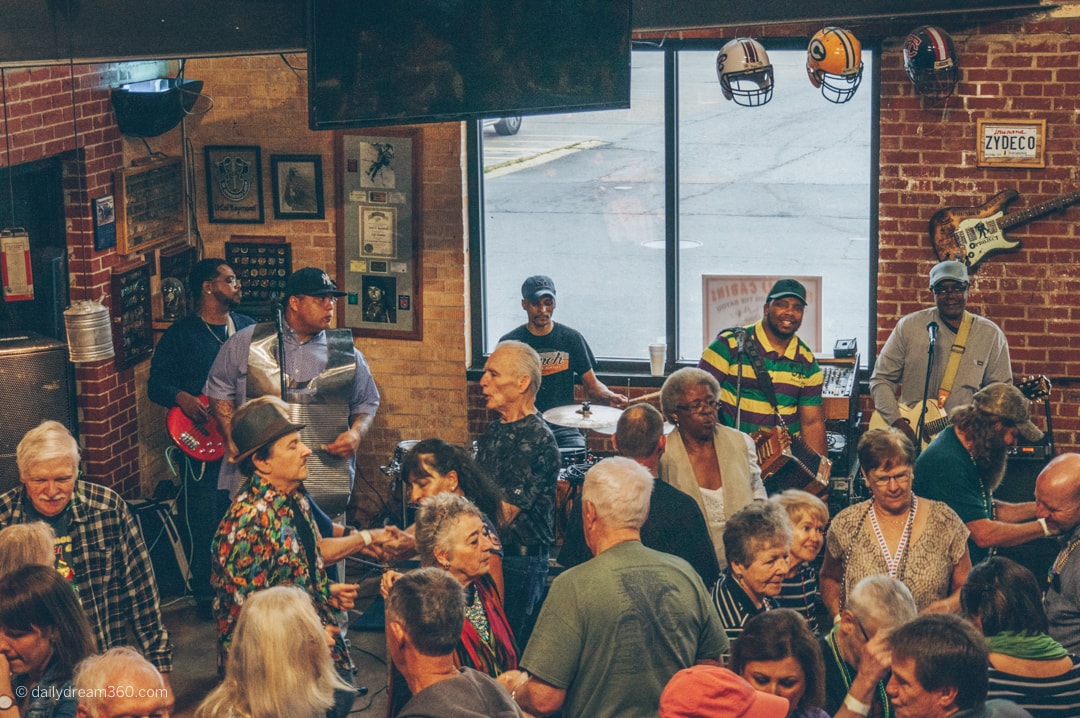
[0,332,77,493]
[995,443,1058,581]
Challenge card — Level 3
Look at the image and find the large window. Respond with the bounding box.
[472,43,875,370]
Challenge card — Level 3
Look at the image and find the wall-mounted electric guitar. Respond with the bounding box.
[930,189,1080,269]
[868,375,1051,449]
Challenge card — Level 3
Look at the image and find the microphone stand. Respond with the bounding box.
[274,305,288,400]
[916,335,936,454]
[732,328,746,430]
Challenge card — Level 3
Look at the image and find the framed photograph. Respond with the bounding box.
[93,195,117,251]
[336,127,422,340]
[977,118,1046,169]
[270,154,325,220]
[204,145,264,223]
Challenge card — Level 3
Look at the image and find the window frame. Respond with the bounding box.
[468,39,881,378]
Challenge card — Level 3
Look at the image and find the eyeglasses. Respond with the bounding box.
[675,398,719,415]
[932,282,969,296]
[25,468,80,485]
[865,468,912,487]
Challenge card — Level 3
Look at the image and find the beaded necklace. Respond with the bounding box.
[826,626,892,718]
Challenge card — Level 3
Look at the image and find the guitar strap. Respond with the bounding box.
[740,328,785,427]
[937,311,974,408]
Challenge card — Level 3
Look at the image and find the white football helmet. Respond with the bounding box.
[716,38,774,107]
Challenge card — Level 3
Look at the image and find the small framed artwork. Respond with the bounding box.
[204,145,264,223]
[271,154,325,220]
[976,118,1046,169]
[93,195,117,251]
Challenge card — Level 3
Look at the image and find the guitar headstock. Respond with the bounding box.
[1017,374,1051,403]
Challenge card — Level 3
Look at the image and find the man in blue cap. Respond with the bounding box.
[699,278,827,455]
[500,275,628,449]
[870,260,1011,447]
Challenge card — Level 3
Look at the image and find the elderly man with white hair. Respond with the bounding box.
[498,456,727,718]
[74,646,171,718]
[475,339,561,646]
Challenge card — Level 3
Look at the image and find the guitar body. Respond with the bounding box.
[929,189,1020,268]
[166,395,226,461]
[868,401,949,450]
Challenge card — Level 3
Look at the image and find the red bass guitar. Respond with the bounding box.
[166,394,226,461]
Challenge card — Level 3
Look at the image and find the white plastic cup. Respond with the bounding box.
[649,343,666,376]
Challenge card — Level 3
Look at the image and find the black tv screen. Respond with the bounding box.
[309,0,632,131]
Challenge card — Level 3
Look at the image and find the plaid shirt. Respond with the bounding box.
[0,481,173,672]
[210,472,353,673]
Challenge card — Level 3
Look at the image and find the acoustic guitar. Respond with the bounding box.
[166,394,226,461]
[868,375,1051,449]
[929,189,1080,269]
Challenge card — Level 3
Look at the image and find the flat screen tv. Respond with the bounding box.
[308,0,632,131]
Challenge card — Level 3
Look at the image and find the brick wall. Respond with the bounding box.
[1,61,163,496]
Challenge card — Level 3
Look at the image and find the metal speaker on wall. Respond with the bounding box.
[111,78,204,138]
[63,299,114,363]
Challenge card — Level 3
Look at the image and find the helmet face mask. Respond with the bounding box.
[717,38,774,107]
[905,25,959,99]
[807,27,864,104]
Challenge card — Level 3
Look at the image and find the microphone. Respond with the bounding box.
[927,321,938,347]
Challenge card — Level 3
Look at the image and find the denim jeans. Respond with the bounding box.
[503,551,549,647]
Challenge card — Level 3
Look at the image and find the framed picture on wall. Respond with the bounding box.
[92,195,116,251]
[204,145,264,223]
[270,154,325,220]
[335,127,423,340]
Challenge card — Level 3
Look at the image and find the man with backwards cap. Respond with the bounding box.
[500,275,628,450]
[699,277,827,455]
[870,259,1012,446]
[210,396,358,718]
[914,382,1051,566]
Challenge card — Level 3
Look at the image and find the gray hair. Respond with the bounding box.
[723,501,793,567]
[415,493,484,568]
[492,340,542,399]
[16,420,79,478]
[75,647,165,717]
[196,586,350,718]
[386,566,466,656]
[660,367,720,418]
[0,522,55,579]
[582,456,654,531]
[847,574,917,632]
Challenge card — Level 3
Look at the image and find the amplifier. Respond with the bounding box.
[818,355,859,423]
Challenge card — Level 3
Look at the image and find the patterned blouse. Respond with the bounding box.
[825,497,969,611]
[210,472,351,673]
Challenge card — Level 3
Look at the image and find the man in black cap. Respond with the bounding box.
[870,259,1012,446]
[205,267,379,506]
[209,395,359,718]
[500,275,628,449]
[698,278,827,454]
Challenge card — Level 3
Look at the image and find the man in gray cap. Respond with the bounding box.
[870,259,1012,447]
[914,382,1050,565]
[210,395,358,717]
[205,267,379,512]
[699,277,827,454]
[500,275,627,449]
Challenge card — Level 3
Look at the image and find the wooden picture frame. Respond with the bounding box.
[113,157,185,254]
[271,154,325,219]
[335,128,422,340]
[204,145,264,223]
[976,118,1046,169]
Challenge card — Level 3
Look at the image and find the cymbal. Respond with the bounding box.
[592,421,677,436]
[542,402,623,430]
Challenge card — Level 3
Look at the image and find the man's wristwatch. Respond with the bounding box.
[0,694,14,710]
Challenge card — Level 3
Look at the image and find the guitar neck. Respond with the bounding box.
[1000,190,1080,231]
[922,416,952,437]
